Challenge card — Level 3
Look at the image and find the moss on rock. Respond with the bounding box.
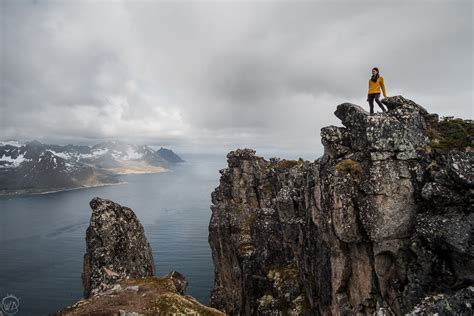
[335,159,363,175]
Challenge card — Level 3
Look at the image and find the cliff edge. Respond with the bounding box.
[209,96,473,315]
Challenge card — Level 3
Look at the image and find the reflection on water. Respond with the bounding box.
[0,153,227,315]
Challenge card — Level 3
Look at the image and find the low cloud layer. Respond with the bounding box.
[1,0,472,158]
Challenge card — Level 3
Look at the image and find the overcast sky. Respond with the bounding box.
[1,0,472,159]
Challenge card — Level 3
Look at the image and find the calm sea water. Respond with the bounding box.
[0,153,228,316]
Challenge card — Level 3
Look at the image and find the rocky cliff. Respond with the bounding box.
[56,197,223,315]
[209,96,473,315]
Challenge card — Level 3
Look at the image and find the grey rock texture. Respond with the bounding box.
[82,197,156,298]
[209,96,473,315]
[166,270,189,295]
[407,286,474,316]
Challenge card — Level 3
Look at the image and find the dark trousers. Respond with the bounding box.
[367,93,386,114]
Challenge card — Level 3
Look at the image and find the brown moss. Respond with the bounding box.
[270,264,299,280]
[54,276,225,315]
[261,182,274,194]
[335,159,363,175]
[233,203,244,214]
[276,159,303,169]
[238,242,254,255]
[148,293,223,315]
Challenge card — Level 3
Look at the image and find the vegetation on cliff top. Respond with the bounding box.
[428,117,473,151]
[276,159,304,169]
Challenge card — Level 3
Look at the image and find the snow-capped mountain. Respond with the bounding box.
[0,140,184,195]
[0,140,25,147]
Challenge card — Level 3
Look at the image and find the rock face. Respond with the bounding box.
[82,197,156,298]
[209,96,473,315]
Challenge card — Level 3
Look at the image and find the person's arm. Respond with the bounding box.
[380,77,387,97]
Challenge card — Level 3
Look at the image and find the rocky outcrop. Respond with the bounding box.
[209,96,473,315]
[56,197,223,315]
[82,197,156,298]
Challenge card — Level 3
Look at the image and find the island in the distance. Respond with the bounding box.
[0,140,185,196]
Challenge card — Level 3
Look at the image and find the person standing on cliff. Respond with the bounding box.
[367,67,388,114]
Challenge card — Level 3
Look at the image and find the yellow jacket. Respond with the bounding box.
[368,76,387,97]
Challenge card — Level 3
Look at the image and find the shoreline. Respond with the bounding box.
[0,166,171,198]
[106,166,170,175]
[0,181,128,198]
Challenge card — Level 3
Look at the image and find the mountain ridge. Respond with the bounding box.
[0,140,184,195]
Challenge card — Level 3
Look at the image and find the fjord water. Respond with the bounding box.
[0,153,227,315]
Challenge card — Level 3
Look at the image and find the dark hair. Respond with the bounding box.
[371,67,380,82]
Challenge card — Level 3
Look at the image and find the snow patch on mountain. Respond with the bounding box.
[47,149,73,160]
[80,148,109,159]
[0,152,30,168]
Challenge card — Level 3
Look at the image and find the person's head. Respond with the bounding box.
[372,67,379,76]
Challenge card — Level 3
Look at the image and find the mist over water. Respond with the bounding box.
[0,153,227,315]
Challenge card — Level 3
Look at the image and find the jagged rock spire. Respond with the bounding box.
[82,197,155,298]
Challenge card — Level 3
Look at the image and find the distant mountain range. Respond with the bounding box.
[0,140,184,195]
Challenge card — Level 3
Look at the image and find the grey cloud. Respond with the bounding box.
[1,0,472,156]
